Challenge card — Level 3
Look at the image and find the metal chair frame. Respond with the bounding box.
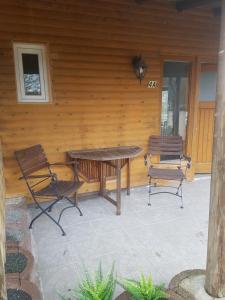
[144,136,191,208]
[15,145,83,236]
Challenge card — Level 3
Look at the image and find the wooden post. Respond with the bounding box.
[205,0,225,297]
[99,162,106,196]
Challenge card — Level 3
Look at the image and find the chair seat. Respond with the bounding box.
[149,167,184,181]
[34,180,84,197]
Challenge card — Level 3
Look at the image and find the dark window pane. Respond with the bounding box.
[22,53,41,96]
[161,61,190,160]
[161,61,190,139]
[200,71,217,101]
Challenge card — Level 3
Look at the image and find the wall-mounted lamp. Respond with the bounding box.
[132,56,147,85]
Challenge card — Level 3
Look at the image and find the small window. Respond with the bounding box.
[199,63,217,102]
[13,43,50,103]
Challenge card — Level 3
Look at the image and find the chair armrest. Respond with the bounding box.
[19,174,53,180]
[144,153,153,168]
[50,161,79,166]
[50,161,80,182]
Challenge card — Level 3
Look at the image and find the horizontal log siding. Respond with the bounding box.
[0,0,220,200]
[0,141,6,299]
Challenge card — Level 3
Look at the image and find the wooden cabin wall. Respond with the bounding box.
[0,141,6,299]
[0,0,220,201]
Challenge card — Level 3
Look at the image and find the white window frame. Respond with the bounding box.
[13,43,50,103]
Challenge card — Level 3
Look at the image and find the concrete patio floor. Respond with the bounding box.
[30,175,211,300]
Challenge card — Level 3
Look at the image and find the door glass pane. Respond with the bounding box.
[22,53,41,96]
[161,61,190,141]
[199,64,217,101]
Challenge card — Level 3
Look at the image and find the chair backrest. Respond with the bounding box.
[15,144,49,178]
[149,135,183,156]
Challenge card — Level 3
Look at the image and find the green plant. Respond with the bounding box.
[60,264,115,300]
[118,274,169,300]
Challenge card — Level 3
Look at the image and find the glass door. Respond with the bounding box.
[161,61,191,143]
[195,63,217,173]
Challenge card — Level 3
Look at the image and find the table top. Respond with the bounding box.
[67,146,142,161]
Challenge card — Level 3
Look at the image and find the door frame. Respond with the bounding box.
[194,55,217,173]
[159,54,198,180]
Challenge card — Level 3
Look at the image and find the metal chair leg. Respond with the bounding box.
[47,200,58,212]
[148,177,152,206]
[75,205,83,216]
[180,184,184,209]
[29,199,66,236]
[147,177,184,209]
[57,205,75,224]
[176,180,184,209]
[65,197,83,216]
[74,192,78,206]
[74,193,83,216]
[57,196,83,224]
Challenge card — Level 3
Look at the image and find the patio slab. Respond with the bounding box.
[29,175,211,300]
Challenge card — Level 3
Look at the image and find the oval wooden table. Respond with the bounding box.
[67,146,142,215]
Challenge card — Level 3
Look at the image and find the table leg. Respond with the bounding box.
[127,158,130,196]
[116,160,121,215]
[99,162,106,196]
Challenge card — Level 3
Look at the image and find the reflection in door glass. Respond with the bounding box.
[22,53,41,96]
[199,64,217,102]
[161,61,190,142]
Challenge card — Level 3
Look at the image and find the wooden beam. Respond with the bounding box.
[205,0,225,297]
[176,0,220,11]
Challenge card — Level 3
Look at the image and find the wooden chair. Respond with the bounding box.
[144,135,191,208]
[15,144,84,236]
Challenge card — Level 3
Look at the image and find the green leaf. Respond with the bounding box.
[60,264,116,300]
[118,274,169,300]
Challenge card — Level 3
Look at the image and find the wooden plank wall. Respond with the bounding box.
[0,0,220,201]
[195,102,215,173]
[0,140,6,300]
